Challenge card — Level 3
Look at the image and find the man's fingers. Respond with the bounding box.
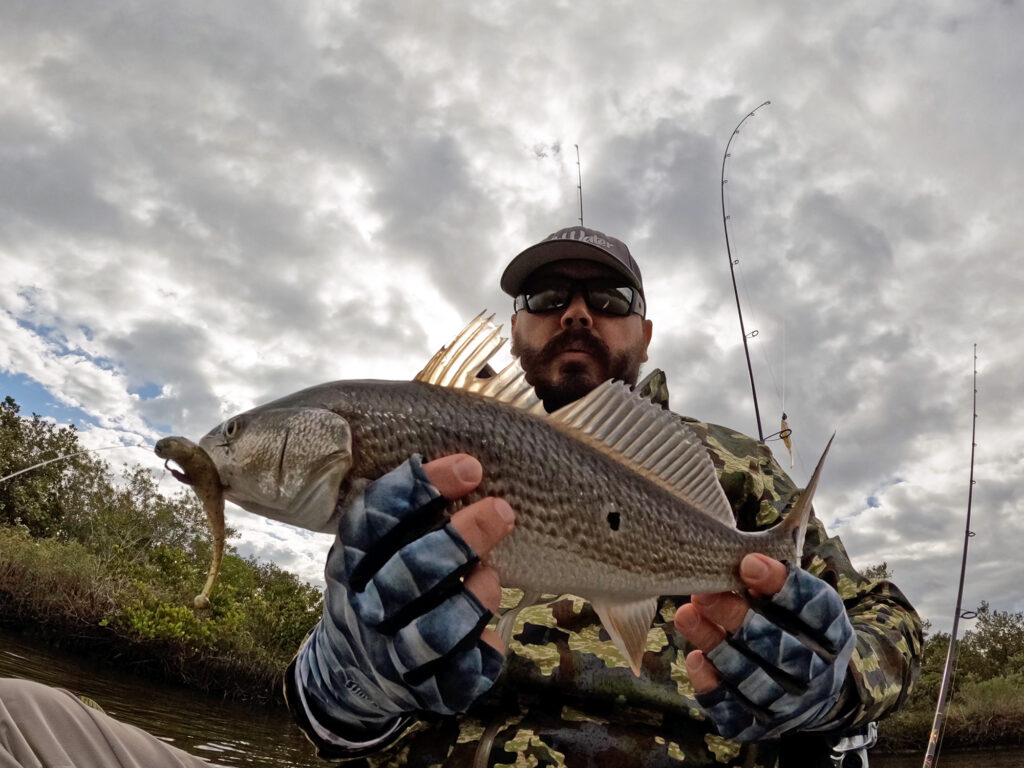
[685,649,720,694]
[464,564,502,614]
[674,602,726,652]
[465,564,506,653]
[422,454,483,499]
[417,456,513,655]
[690,591,750,634]
[738,553,789,598]
[422,454,516,557]
[453,503,513,653]
[479,627,505,653]
[450,497,515,557]
[683,555,789,636]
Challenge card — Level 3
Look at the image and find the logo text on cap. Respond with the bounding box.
[548,229,616,251]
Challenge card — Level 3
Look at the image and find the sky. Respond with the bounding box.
[2,0,1021,637]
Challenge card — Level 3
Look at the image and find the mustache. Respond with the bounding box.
[538,328,611,366]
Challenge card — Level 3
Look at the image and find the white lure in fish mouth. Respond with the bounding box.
[199,406,353,533]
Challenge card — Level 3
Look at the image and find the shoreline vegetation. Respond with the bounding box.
[2,395,1023,748]
[871,601,1024,753]
[0,395,321,704]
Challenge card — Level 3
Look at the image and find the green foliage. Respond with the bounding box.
[861,560,894,580]
[900,601,1024,713]
[0,394,323,701]
[880,672,1024,750]
[878,603,1024,750]
[957,601,1024,682]
[0,396,108,537]
[0,525,123,624]
[124,596,207,643]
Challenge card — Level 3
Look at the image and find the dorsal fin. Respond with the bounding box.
[417,313,734,524]
[415,311,547,416]
[415,311,507,388]
[550,381,735,526]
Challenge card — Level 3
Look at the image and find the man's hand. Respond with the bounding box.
[674,553,856,741]
[294,453,515,743]
[422,454,512,654]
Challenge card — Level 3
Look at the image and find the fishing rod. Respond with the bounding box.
[922,345,980,768]
[720,100,770,443]
[575,144,584,226]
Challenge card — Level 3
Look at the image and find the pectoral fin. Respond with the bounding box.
[592,597,660,676]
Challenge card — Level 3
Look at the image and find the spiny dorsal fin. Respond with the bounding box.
[417,313,734,523]
[550,380,736,526]
[415,311,547,416]
[415,311,507,389]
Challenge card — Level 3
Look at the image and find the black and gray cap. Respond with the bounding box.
[500,226,645,298]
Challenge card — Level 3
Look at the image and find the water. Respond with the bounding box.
[2,628,1019,767]
[0,627,322,767]
[870,751,1024,767]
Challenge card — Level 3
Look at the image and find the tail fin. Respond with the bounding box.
[778,433,835,559]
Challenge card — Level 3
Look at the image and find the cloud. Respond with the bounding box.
[2,0,1022,635]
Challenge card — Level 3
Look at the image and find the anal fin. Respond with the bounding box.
[591,597,659,677]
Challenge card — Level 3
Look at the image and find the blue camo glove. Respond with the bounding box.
[695,565,856,741]
[294,455,505,737]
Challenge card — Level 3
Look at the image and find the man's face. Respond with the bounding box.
[510,259,654,411]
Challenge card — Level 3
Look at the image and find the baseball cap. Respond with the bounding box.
[500,226,645,298]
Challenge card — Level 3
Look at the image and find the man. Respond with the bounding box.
[286,227,923,766]
[0,228,921,767]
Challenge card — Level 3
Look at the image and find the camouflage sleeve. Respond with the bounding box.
[801,522,924,727]
[687,418,924,729]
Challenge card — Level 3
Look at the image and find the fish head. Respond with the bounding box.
[199,406,352,533]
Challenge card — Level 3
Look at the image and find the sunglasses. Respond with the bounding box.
[514,278,646,318]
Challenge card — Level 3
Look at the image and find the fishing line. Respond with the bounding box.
[728,177,792,455]
[735,250,786,412]
[719,100,802,476]
[779,321,786,414]
[724,145,787,418]
[0,443,150,485]
[732,246,798,468]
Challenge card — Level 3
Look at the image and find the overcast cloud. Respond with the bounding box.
[2,0,1022,635]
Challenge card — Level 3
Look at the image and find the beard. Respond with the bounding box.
[513,327,646,412]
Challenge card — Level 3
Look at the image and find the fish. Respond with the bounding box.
[153,435,226,610]
[182,312,832,674]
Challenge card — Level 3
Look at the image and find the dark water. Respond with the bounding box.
[0,628,322,767]
[2,628,1019,767]
[870,751,1024,767]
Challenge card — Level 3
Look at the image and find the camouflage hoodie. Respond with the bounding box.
[289,369,923,767]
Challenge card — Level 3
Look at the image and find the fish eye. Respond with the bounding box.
[223,418,242,441]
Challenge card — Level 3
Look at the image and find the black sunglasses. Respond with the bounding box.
[514,278,645,318]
